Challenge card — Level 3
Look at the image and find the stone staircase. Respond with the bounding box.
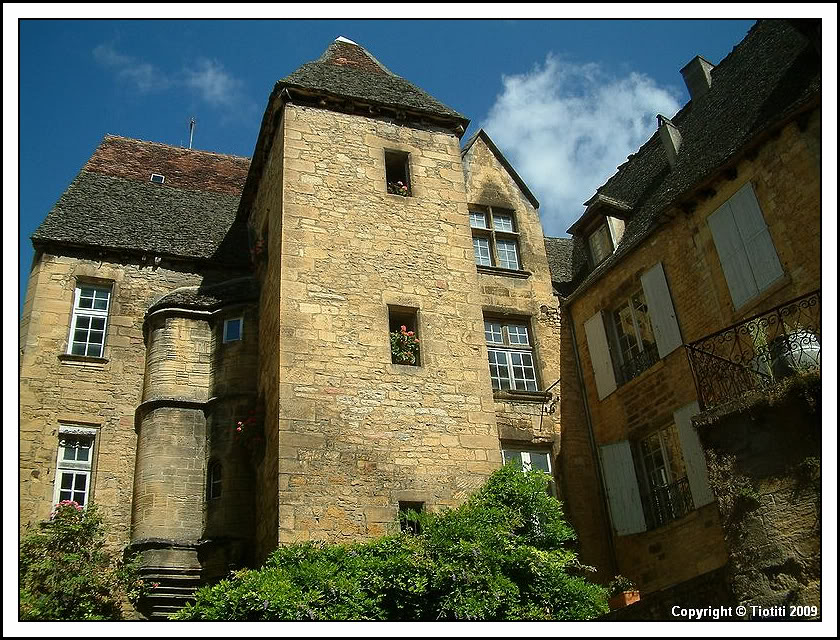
[137,566,202,620]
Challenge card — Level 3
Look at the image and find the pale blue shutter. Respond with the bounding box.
[584,311,617,400]
[599,441,646,535]
[641,262,683,359]
[708,201,758,308]
[673,401,715,508]
[729,183,784,292]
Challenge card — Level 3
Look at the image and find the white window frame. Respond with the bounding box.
[469,206,522,270]
[67,284,112,357]
[485,320,538,391]
[223,316,243,343]
[53,426,97,507]
[502,448,557,496]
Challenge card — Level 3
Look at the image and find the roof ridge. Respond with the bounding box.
[101,134,251,162]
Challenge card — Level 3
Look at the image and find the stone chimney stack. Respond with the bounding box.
[680,56,715,100]
[657,114,682,168]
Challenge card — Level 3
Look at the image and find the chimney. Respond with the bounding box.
[657,114,682,168]
[680,56,715,100]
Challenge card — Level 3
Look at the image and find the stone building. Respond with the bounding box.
[20,20,820,619]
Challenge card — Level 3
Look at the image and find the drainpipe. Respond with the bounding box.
[565,301,619,576]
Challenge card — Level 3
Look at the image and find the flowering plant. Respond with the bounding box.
[387,180,410,197]
[390,325,420,365]
[234,408,265,460]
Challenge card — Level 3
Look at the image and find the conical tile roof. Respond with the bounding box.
[277,36,468,125]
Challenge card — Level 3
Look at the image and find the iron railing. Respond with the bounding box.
[641,476,694,529]
[685,290,820,411]
[618,342,659,386]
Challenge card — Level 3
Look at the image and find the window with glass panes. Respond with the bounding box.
[502,448,556,496]
[610,289,657,383]
[469,206,522,270]
[485,319,538,391]
[68,285,111,357]
[53,429,96,507]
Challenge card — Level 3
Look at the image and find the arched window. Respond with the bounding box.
[207,461,222,500]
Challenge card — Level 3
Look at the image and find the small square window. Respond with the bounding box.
[502,448,556,496]
[399,501,424,535]
[223,317,243,343]
[385,150,411,197]
[389,306,420,366]
[150,173,165,184]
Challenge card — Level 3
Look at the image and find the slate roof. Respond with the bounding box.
[148,276,259,314]
[277,37,469,126]
[32,136,252,266]
[556,19,820,300]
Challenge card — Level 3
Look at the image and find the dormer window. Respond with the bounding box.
[587,216,625,267]
[588,222,614,266]
[150,174,165,184]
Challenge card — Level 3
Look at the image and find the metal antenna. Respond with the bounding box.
[188,117,196,150]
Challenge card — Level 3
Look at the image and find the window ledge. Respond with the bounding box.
[493,389,552,403]
[58,354,108,367]
[385,193,413,200]
[476,265,532,279]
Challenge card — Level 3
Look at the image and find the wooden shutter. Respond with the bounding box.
[729,183,784,292]
[673,401,715,508]
[584,311,617,400]
[599,441,646,535]
[708,200,758,308]
[641,262,683,359]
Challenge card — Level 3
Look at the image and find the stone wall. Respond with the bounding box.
[18,250,244,548]
[697,376,821,619]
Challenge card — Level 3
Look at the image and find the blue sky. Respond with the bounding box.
[8,14,830,314]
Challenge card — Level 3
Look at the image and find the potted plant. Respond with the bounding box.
[607,575,640,610]
[387,180,410,197]
[390,325,420,365]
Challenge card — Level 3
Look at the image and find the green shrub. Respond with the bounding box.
[174,464,608,621]
[19,501,146,621]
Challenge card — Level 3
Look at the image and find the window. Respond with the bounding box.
[598,402,715,536]
[485,319,537,391]
[588,221,614,266]
[389,306,420,366]
[207,461,222,500]
[150,173,165,184]
[68,285,112,357]
[636,429,693,529]
[398,501,424,535]
[502,448,557,496]
[469,206,522,270]
[385,150,411,196]
[53,427,96,507]
[583,262,682,400]
[223,317,243,343]
[708,182,784,309]
[609,289,658,384]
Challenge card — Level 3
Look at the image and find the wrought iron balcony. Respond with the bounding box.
[641,476,694,529]
[617,342,659,386]
[685,290,820,411]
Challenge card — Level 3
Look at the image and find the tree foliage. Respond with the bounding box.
[19,501,146,621]
[174,464,608,621]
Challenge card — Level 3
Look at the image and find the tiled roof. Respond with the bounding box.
[564,19,820,300]
[32,136,251,266]
[277,37,468,125]
[148,276,259,314]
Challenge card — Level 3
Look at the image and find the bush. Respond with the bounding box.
[174,464,608,621]
[19,501,146,621]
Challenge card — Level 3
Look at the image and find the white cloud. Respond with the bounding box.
[483,54,681,237]
[183,59,242,109]
[93,43,248,116]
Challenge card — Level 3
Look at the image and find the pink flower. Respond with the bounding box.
[400,325,407,332]
[406,331,414,337]
[236,426,242,432]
